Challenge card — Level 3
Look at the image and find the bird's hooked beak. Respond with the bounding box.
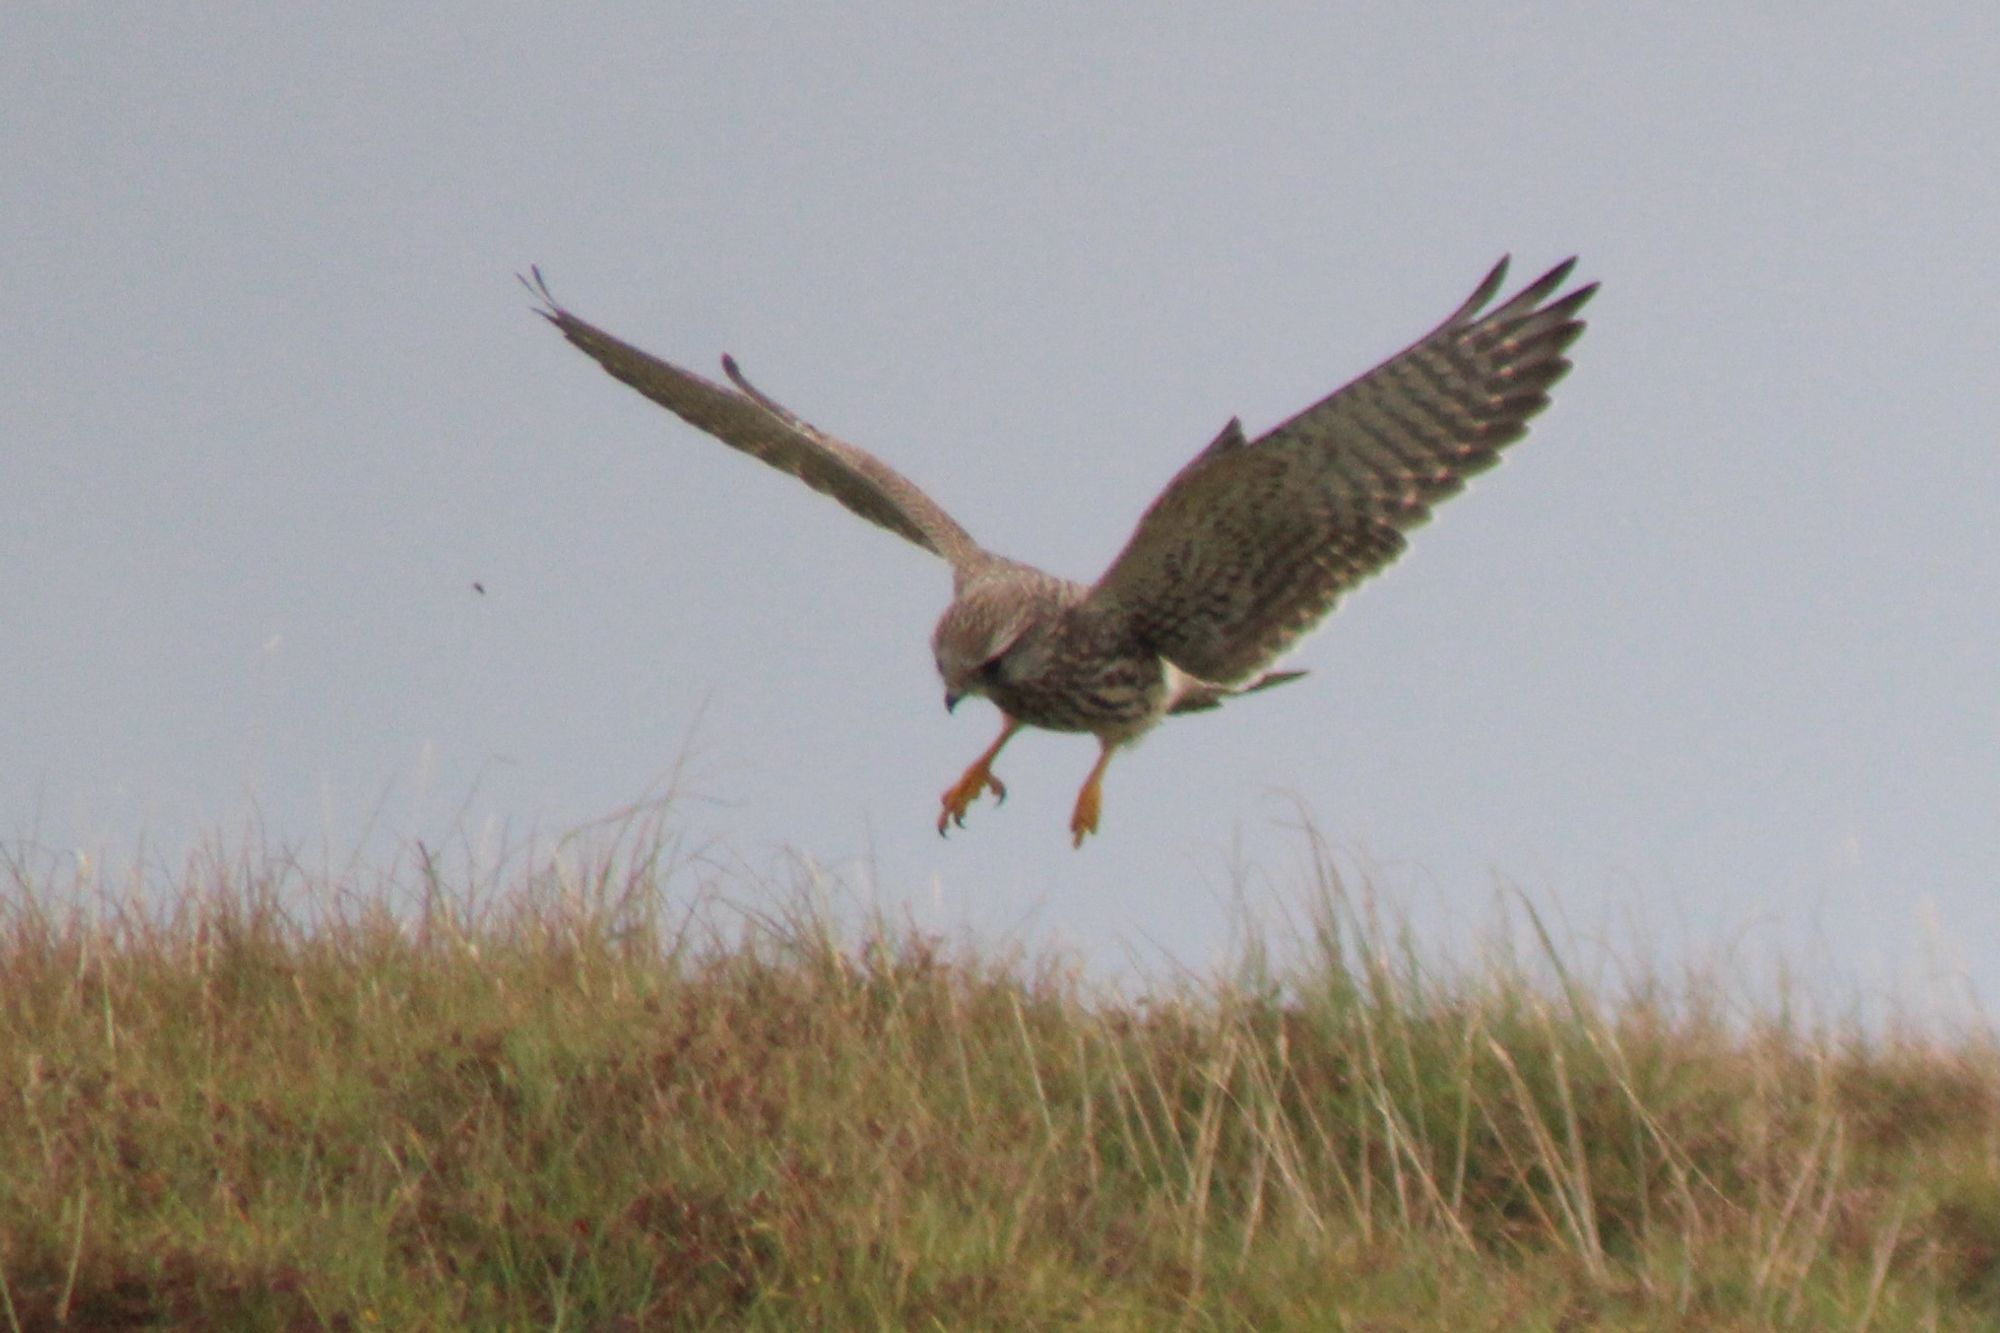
[944,690,962,714]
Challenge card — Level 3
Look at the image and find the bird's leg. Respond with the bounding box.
[1069,740,1118,848]
[938,717,1023,835]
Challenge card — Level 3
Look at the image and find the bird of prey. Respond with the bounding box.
[526,258,1595,846]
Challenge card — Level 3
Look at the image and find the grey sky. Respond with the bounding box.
[5,7,1996,1004]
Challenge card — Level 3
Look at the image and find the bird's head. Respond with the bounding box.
[931,586,1040,713]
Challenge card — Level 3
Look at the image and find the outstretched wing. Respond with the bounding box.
[1087,257,1596,684]
[525,269,986,571]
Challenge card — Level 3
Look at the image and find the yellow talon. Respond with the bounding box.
[938,762,1006,834]
[1068,784,1100,847]
[938,718,1022,836]
[1068,742,1115,848]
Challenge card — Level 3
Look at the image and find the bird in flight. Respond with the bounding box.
[526,258,1595,846]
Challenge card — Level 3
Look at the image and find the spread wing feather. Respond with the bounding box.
[1087,257,1596,684]
[524,269,986,572]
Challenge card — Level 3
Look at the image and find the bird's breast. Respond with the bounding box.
[987,652,1168,741]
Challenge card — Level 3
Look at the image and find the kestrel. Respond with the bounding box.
[526,257,1595,846]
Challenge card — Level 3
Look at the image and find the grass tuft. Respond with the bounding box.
[3,825,1996,1328]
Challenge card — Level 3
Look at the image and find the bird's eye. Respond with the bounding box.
[978,654,1007,682]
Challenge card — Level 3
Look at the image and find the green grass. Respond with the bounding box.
[3,825,1997,1330]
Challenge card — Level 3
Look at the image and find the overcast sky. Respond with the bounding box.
[5,6,1996,1009]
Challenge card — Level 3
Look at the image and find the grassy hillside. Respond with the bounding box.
[3,830,1997,1329]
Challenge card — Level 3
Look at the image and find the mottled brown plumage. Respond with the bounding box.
[525,257,1596,845]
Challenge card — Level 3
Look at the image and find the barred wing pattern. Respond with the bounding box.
[524,269,986,572]
[1088,257,1596,685]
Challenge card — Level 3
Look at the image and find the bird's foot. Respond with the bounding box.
[937,761,1007,835]
[1068,775,1103,848]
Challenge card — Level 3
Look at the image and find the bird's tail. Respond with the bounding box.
[1168,669,1308,715]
